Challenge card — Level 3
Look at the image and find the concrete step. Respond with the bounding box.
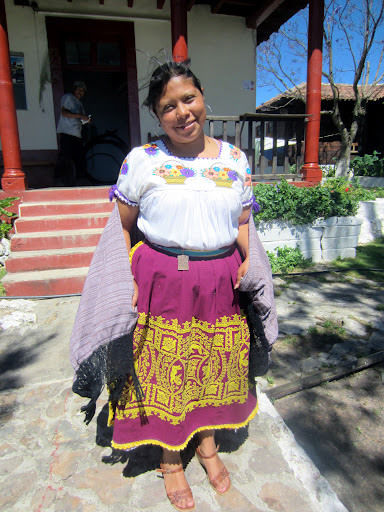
[19,186,110,202]
[19,199,113,217]
[10,228,103,252]
[14,212,110,233]
[2,267,89,296]
[5,246,96,273]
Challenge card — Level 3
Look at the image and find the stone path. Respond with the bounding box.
[267,274,384,389]
[0,293,351,512]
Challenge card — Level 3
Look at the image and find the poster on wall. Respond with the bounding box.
[10,52,27,110]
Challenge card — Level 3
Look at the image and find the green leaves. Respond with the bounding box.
[0,197,18,239]
[253,177,370,225]
[351,151,384,177]
[267,246,311,273]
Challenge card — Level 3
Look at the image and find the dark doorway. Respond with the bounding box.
[46,17,140,185]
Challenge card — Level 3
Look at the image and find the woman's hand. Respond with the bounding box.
[132,278,139,308]
[234,257,249,289]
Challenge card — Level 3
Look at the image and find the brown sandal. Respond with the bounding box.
[156,464,195,512]
[196,445,231,495]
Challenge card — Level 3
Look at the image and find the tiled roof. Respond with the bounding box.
[257,82,384,109]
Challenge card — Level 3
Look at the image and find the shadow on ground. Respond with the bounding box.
[0,331,53,420]
[95,403,250,477]
[274,357,384,512]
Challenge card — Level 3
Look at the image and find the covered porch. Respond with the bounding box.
[0,0,324,194]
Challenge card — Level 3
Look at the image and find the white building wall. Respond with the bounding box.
[4,0,57,150]
[3,0,256,151]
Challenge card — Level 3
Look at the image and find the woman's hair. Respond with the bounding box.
[143,62,203,114]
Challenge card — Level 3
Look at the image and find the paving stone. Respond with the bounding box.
[51,449,84,480]
[343,317,368,337]
[131,473,167,508]
[53,492,98,512]
[368,331,384,351]
[248,447,291,476]
[215,485,265,511]
[73,466,133,505]
[259,481,313,512]
[0,471,35,508]
[31,486,58,511]
[0,455,23,475]
[301,357,322,373]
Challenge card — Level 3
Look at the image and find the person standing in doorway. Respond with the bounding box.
[55,80,91,186]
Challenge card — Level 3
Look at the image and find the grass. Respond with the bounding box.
[330,237,384,282]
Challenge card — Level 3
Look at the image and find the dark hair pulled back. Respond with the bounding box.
[143,62,203,114]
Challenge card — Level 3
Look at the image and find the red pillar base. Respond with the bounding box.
[1,172,27,192]
[300,163,322,183]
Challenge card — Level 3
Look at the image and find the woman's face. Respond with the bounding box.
[155,76,206,146]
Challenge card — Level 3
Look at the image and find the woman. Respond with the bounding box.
[109,62,258,511]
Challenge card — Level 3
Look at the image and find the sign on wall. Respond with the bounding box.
[10,52,27,110]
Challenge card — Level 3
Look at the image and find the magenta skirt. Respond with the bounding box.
[109,242,258,451]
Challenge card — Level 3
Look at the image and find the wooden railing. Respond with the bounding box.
[206,113,308,181]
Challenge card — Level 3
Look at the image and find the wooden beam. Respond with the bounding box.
[301,0,324,183]
[0,0,26,192]
[127,0,134,7]
[99,0,104,4]
[266,351,384,401]
[157,0,166,9]
[246,0,285,29]
[171,0,188,62]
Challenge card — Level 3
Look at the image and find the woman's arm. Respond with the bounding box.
[234,206,251,289]
[117,200,140,306]
[61,107,89,122]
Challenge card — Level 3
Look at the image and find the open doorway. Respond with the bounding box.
[46,17,140,185]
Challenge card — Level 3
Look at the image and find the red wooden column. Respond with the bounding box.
[301,0,324,184]
[171,0,188,62]
[0,0,26,192]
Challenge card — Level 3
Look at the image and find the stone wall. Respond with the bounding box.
[256,199,384,262]
[357,199,384,243]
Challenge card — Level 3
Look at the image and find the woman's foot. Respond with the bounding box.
[196,440,231,495]
[157,452,195,511]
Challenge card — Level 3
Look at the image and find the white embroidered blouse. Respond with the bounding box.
[112,139,254,251]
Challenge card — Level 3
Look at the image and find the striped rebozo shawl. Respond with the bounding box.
[70,203,278,424]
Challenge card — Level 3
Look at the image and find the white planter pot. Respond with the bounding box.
[256,216,362,263]
[357,198,384,243]
[355,177,384,188]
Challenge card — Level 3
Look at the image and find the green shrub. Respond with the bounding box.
[0,197,18,239]
[267,246,311,273]
[253,177,365,224]
[350,151,384,177]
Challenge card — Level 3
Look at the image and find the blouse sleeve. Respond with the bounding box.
[111,147,146,207]
[238,151,254,209]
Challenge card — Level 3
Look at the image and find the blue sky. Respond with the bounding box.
[255,2,384,107]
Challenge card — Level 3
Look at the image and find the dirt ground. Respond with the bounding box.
[264,273,384,512]
[273,365,384,512]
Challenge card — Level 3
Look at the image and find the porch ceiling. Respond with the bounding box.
[191,1,308,43]
[14,0,308,44]
[58,0,309,45]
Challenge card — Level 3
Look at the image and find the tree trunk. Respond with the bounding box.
[335,140,351,176]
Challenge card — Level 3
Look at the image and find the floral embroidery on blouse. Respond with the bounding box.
[153,163,196,184]
[202,165,238,187]
[143,143,160,156]
[229,144,242,161]
[120,159,129,175]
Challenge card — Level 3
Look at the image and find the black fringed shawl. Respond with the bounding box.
[70,203,278,424]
